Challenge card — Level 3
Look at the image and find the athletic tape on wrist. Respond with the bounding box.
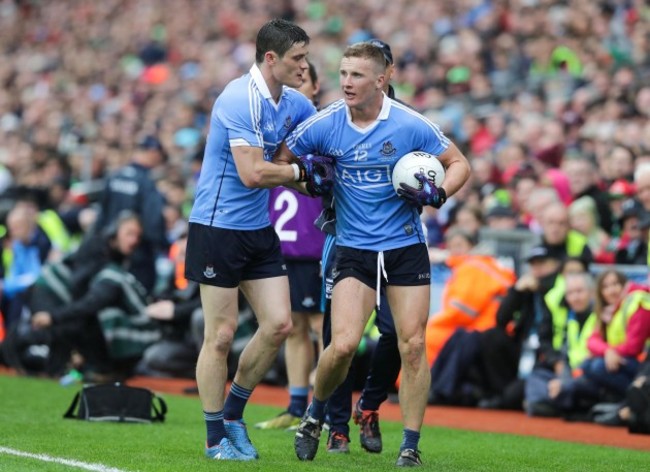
[291,163,301,181]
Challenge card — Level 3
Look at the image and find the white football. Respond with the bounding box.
[391,151,445,194]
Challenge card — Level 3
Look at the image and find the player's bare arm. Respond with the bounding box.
[233,145,297,188]
[273,142,298,165]
[436,142,471,197]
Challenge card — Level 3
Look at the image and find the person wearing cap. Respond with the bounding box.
[278,41,471,467]
[614,203,649,265]
[93,134,168,294]
[484,204,520,230]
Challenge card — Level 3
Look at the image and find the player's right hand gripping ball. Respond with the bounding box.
[297,154,335,196]
[397,172,447,208]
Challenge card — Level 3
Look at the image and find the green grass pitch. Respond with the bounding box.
[0,375,648,471]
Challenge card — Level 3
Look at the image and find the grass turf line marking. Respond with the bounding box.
[0,446,131,472]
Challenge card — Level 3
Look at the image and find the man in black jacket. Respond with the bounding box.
[94,135,168,294]
[477,245,563,409]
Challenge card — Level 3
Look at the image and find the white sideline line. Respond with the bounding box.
[0,446,131,472]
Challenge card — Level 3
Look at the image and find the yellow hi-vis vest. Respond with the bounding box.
[37,209,71,253]
[545,275,568,350]
[607,290,650,347]
[566,312,597,369]
[566,230,588,258]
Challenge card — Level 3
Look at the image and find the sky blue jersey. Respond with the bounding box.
[189,64,316,230]
[286,94,450,251]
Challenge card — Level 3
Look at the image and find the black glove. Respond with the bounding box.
[296,154,335,197]
[397,172,447,208]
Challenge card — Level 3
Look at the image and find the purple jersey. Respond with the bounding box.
[269,188,325,260]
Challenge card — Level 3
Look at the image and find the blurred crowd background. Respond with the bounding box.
[0,0,648,253]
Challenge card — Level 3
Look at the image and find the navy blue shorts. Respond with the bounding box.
[333,243,430,289]
[321,236,396,335]
[286,260,322,313]
[185,223,287,288]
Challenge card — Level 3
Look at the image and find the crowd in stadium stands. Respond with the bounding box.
[0,0,649,433]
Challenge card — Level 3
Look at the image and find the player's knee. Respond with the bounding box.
[265,318,293,345]
[288,315,309,338]
[398,335,426,367]
[204,327,235,355]
[330,339,358,362]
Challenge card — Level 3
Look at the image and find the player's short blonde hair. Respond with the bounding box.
[342,42,387,73]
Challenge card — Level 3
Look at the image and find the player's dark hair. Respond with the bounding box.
[306,60,318,86]
[255,19,309,64]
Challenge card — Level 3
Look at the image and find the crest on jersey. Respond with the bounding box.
[283,116,293,130]
[380,141,397,156]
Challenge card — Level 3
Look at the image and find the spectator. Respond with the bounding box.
[633,162,650,216]
[137,233,202,378]
[614,200,648,265]
[568,196,612,263]
[474,245,564,411]
[546,269,650,421]
[541,168,572,207]
[608,179,637,237]
[524,187,560,234]
[582,270,650,400]
[607,145,636,183]
[525,271,597,417]
[452,203,484,242]
[483,204,520,231]
[0,205,52,329]
[538,201,593,264]
[563,157,614,234]
[425,227,515,375]
[93,135,168,294]
[25,211,160,379]
[593,358,650,431]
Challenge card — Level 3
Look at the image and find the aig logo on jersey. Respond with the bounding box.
[338,163,392,188]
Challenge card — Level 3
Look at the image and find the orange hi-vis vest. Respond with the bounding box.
[169,240,187,290]
[425,254,516,366]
